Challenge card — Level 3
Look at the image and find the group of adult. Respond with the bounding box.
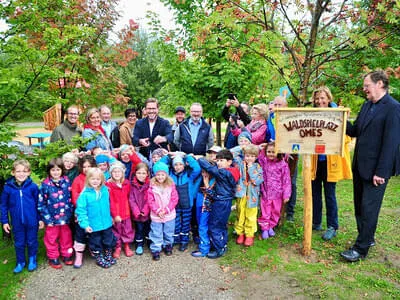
[49,70,400,262]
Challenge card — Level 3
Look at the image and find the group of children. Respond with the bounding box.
[1,132,292,273]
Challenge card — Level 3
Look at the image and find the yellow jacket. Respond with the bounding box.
[311,136,353,182]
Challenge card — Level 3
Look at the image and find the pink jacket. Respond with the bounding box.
[258,150,291,201]
[232,120,267,145]
[148,182,178,223]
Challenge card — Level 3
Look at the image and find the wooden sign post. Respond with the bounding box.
[274,108,349,256]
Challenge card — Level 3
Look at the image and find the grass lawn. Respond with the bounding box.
[0,166,399,298]
[223,174,400,298]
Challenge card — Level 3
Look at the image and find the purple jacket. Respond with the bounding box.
[129,177,150,222]
[258,151,291,202]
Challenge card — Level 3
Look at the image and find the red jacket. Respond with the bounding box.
[71,173,86,207]
[106,179,131,220]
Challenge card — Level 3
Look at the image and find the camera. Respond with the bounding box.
[227,93,236,100]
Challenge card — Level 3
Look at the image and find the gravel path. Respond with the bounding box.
[21,243,306,300]
[21,244,239,300]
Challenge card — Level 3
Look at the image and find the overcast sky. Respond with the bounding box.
[115,0,175,31]
[0,1,175,33]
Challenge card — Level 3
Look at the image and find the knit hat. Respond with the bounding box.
[95,154,109,164]
[152,148,166,159]
[109,161,126,173]
[238,130,252,143]
[119,144,131,159]
[172,155,184,166]
[153,162,169,175]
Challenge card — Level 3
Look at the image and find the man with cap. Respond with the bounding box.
[170,106,186,152]
[173,103,214,156]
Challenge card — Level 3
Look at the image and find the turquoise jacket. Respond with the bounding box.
[75,185,112,232]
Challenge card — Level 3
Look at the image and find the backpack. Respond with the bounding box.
[110,125,120,148]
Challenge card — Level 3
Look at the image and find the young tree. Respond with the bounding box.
[0,0,138,123]
[119,29,164,115]
[161,0,400,106]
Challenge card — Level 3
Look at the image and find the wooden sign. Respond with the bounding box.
[275,108,349,156]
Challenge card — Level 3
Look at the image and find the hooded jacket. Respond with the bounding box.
[1,177,39,227]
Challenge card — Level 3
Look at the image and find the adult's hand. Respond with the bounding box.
[372,175,385,187]
[153,135,166,145]
[139,138,150,147]
[232,96,240,107]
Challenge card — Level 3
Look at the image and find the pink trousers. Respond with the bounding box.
[257,198,283,231]
[44,224,73,259]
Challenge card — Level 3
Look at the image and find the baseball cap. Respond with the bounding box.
[175,106,186,113]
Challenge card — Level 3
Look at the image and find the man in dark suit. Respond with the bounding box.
[341,70,400,262]
[133,98,172,159]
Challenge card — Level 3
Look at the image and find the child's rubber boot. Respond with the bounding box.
[94,251,111,268]
[244,236,254,247]
[236,234,245,245]
[73,242,86,269]
[124,243,134,257]
[28,255,37,272]
[104,249,116,266]
[13,262,26,274]
[113,246,121,259]
[135,246,144,255]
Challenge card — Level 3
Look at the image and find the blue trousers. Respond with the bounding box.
[353,167,387,256]
[149,219,175,253]
[134,220,150,247]
[88,227,116,252]
[312,160,338,230]
[12,224,39,264]
[196,205,210,255]
[174,208,192,244]
[208,200,232,252]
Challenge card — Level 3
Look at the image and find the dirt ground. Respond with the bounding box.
[13,127,52,146]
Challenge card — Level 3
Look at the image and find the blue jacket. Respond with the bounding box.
[174,118,213,156]
[160,155,201,208]
[75,185,113,232]
[38,176,73,226]
[231,146,264,208]
[132,116,172,159]
[1,177,39,227]
[198,158,239,202]
[82,128,113,151]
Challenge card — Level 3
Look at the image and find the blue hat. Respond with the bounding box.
[238,130,252,143]
[172,155,184,166]
[153,162,169,175]
[95,154,109,164]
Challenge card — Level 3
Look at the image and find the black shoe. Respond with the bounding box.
[179,243,188,252]
[164,245,173,256]
[340,249,365,262]
[152,252,160,261]
[369,240,376,247]
[207,247,227,259]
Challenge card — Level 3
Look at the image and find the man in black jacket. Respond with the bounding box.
[132,98,172,159]
[221,96,251,149]
[341,70,400,262]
